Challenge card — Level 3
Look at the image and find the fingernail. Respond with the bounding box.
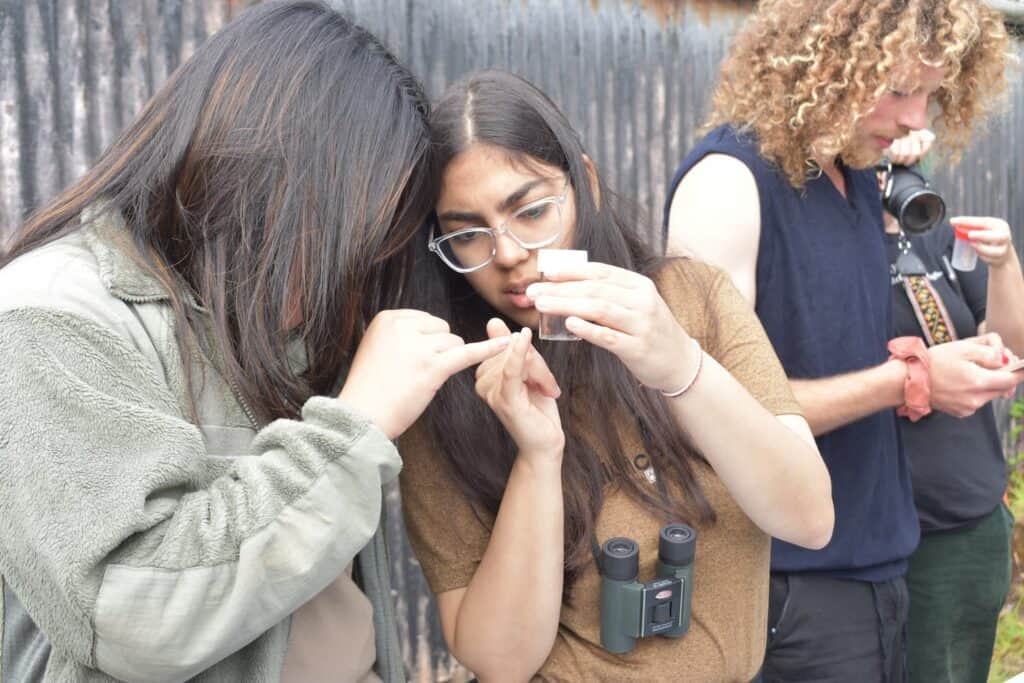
[496,335,512,346]
[525,284,541,298]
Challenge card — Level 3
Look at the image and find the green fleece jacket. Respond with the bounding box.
[0,207,406,682]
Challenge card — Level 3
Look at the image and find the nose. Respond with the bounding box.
[897,94,929,132]
[492,231,529,267]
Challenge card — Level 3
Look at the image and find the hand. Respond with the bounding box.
[951,216,1016,269]
[927,333,1023,417]
[338,309,511,439]
[475,321,564,458]
[526,262,699,392]
[886,129,935,166]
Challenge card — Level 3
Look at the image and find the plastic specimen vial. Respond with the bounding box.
[951,224,977,271]
[536,248,588,341]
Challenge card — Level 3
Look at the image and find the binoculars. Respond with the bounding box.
[880,163,946,234]
[598,523,696,653]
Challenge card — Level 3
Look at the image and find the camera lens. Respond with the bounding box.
[899,191,945,234]
[884,165,946,235]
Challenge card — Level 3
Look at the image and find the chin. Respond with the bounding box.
[842,145,884,170]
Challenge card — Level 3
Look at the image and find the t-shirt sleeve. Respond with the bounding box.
[398,422,493,595]
[658,259,803,417]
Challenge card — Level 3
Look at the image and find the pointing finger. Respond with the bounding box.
[440,335,512,378]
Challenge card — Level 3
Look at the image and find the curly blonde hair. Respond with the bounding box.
[706,0,1011,187]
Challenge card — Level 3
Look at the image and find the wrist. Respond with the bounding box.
[882,357,909,407]
[515,449,565,476]
[989,255,1015,272]
[887,337,932,422]
[337,387,397,440]
[653,337,704,398]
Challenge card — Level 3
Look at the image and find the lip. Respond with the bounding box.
[505,279,539,309]
[875,136,894,149]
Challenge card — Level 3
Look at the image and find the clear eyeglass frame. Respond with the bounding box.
[427,182,570,274]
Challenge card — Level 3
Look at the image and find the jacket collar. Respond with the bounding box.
[81,203,310,374]
[82,203,203,310]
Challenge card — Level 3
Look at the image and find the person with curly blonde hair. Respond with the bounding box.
[665,1,1017,680]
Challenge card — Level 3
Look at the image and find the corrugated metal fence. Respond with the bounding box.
[1,1,1022,679]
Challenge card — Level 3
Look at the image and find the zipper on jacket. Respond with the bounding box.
[227,374,260,429]
[116,293,172,305]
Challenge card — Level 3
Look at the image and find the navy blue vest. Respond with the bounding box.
[666,125,919,581]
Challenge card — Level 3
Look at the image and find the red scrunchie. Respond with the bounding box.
[888,337,932,422]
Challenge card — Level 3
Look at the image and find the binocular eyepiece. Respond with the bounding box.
[598,523,696,653]
[880,163,946,235]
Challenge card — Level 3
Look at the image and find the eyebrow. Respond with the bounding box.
[437,178,551,224]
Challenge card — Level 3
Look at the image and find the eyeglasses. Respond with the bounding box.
[428,182,569,273]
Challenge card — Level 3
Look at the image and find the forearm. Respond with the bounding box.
[790,359,906,436]
[451,455,564,682]
[668,353,832,549]
[0,309,401,680]
[984,254,1024,352]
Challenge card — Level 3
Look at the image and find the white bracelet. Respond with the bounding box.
[659,338,704,398]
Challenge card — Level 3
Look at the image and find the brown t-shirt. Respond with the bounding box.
[399,260,802,682]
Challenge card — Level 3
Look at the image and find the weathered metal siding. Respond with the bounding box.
[0,1,249,240]
[1,2,1022,680]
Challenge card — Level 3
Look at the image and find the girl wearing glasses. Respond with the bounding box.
[398,69,834,682]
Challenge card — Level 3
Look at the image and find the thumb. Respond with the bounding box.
[958,338,1003,370]
[487,317,513,340]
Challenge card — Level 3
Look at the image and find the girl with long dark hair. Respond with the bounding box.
[0,3,508,681]
[398,69,834,681]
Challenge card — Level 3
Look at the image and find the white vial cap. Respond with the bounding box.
[537,249,588,274]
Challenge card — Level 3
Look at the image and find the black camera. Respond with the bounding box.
[879,162,946,234]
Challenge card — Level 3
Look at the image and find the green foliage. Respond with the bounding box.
[990,592,1024,682]
[990,398,1024,682]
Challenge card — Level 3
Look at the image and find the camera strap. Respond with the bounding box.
[895,230,958,347]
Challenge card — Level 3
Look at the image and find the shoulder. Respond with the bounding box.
[0,229,177,386]
[0,230,132,330]
[669,153,760,220]
[679,152,757,188]
[686,126,767,172]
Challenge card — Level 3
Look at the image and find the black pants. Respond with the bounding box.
[756,573,909,683]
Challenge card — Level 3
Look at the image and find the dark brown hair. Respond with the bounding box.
[411,69,714,599]
[2,0,435,422]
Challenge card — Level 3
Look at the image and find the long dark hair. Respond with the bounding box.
[412,69,714,598]
[1,1,435,423]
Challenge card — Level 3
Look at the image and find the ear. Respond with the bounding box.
[582,154,601,210]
